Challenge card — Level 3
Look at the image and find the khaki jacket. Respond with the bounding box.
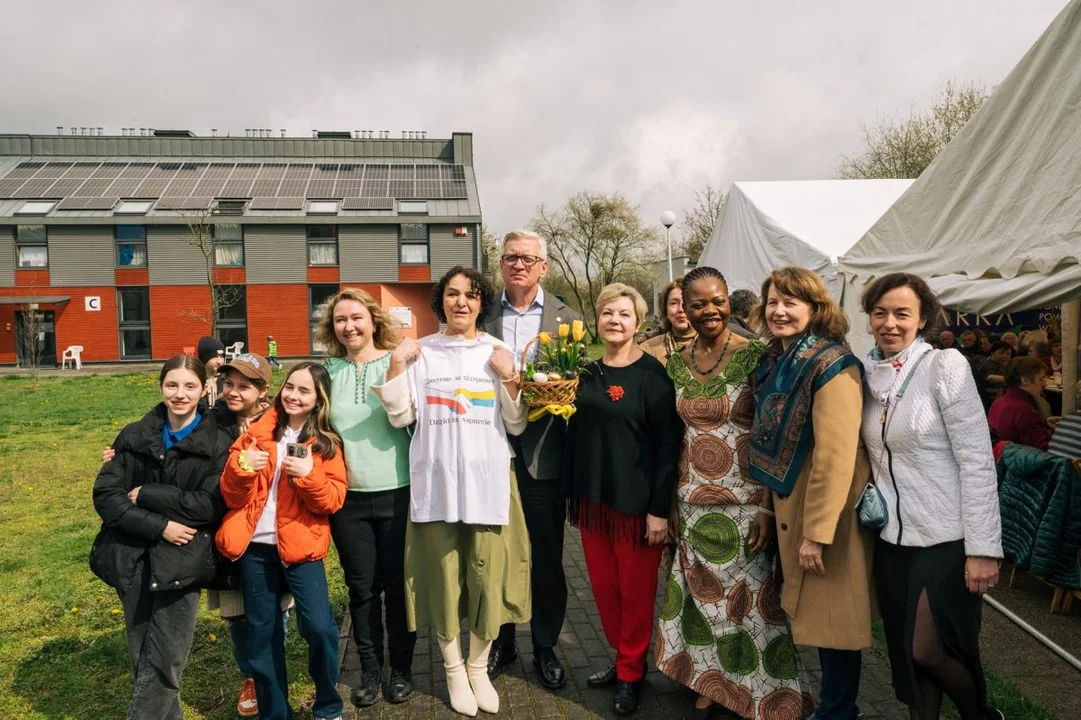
[773,365,876,650]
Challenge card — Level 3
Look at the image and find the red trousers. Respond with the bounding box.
[579,527,664,682]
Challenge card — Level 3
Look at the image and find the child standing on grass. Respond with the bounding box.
[266,335,282,369]
[90,355,231,720]
[217,361,348,720]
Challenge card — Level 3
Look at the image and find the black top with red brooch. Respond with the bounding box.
[562,352,684,543]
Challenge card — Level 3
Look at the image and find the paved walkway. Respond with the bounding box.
[337,527,908,719]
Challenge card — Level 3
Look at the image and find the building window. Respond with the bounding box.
[115,225,147,267]
[399,223,429,265]
[15,201,57,215]
[307,225,338,266]
[307,200,340,215]
[216,285,248,351]
[398,200,428,215]
[117,287,152,359]
[214,224,244,266]
[15,225,48,268]
[115,200,155,215]
[309,284,340,355]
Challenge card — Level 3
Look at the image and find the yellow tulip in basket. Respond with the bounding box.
[520,319,589,421]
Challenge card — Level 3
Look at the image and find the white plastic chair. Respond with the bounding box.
[61,345,83,370]
[224,341,244,361]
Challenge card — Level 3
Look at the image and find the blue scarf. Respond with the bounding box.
[748,334,861,496]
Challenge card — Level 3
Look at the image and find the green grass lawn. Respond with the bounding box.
[0,371,345,720]
[0,372,1057,719]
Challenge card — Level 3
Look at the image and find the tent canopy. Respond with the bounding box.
[699,179,912,294]
[839,0,1081,316]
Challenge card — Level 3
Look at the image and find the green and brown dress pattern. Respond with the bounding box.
[656,343,812,719]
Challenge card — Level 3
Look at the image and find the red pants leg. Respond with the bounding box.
[612,537,663,683]
[580,527,622,652]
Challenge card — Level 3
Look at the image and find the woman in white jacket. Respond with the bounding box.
[859,273,1003,720]
[373,266,529,718]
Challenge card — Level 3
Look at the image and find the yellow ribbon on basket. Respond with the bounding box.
[527,403,576,422]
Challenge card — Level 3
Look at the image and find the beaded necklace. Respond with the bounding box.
[689,330,732,377]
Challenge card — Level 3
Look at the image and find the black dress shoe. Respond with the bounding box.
[532,647,567,689]
[486,642,518,680]
[351,668,382,708]
[613,679,642,716]
[587,664,618,688]
[384,668,413,704]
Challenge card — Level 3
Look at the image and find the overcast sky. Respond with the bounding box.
[0,0,1068,241]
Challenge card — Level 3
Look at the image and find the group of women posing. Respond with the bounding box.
[90,261,1003,720]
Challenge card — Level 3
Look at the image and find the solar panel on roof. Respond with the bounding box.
[57,197,92,210]
[341,197,395,211]
[82,197,120,210]
[157,197,212,210]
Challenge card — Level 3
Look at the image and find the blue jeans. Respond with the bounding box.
[815,648,862,720]
[240,543,342,720]
[228,612,290,679]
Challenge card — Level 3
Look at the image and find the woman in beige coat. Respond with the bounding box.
[748,267,875,720]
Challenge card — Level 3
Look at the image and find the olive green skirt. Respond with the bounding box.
[404,471,532,641]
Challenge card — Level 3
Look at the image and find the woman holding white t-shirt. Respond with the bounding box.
[373,265,529,718]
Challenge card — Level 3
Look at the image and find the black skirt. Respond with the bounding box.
[874,538,989,712]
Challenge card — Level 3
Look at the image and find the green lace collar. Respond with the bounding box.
[667,339,764,399]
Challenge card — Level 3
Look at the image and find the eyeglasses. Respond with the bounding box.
[500,254,543,268]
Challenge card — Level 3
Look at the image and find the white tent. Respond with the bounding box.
[838,0,1081,366]
[698,180,912,295]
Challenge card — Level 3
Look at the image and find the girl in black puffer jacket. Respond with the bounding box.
[90,355,231,720]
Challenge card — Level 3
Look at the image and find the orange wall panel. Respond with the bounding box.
[150,285,213,359]
[398,265,431,283]
[214,267,247,285]
[247,284,311,358]
[115,268,150,285]
[15,269,50,287]
[0,286,119,364]
[307,266,340,283]
[380,283,438,339]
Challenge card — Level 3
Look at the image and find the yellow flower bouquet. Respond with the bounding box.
[520,319,589,421]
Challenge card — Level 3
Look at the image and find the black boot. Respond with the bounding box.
[613,679,642,716]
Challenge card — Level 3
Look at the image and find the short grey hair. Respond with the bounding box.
[501,229,548,261]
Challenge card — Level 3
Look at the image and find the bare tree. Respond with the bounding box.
[17,303,46,383]
[532,191,660,338]
[839,80,990,179]
[681,184,726,261]
[179,209,243,335]
[480,224,502,285]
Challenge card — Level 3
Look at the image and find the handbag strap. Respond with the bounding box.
[871,348,933,487]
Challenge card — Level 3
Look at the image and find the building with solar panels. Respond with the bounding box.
[0,129,482,366]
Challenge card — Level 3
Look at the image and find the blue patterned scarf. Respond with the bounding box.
[748,334,861,496]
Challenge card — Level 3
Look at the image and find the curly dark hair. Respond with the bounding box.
[728,289,759,320]
[430,265,494,328]
[860,272,944,338]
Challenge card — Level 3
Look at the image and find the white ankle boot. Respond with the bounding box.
[466,632,500,714]
[438,635,478,717]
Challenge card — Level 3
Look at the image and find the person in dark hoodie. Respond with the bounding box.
[90,355,231,720]
[198,336,228,407]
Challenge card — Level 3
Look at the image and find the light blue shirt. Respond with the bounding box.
[501,286,545,366]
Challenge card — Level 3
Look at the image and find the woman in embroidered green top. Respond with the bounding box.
[315,288,417,709]
[656,267,809,720]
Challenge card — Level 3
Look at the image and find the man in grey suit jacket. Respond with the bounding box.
[482,229,581,689]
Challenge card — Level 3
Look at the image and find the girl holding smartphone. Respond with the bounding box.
[216,361,349,720]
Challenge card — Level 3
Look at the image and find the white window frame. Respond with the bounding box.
[307,200,340,215]
[115,200,155,215]
[15,201,57,216]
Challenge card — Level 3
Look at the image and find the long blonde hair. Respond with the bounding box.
[314,288,400,357]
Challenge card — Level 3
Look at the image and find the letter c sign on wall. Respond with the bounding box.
[85,296,101,311]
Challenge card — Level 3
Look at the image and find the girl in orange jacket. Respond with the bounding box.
[216,361,348,720]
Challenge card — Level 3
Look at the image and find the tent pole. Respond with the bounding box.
[1063,300,1079,414]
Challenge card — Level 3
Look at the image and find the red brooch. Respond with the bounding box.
[607,385,625,402]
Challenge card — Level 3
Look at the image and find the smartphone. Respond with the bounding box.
[286,443,308,459]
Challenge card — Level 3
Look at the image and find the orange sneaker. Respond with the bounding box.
[237,678,258,717]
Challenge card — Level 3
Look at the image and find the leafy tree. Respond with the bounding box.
[680,184,726,261]
[839,80,989,179]
[532,192,660,338]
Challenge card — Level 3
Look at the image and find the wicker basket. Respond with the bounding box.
[520,334,580,409]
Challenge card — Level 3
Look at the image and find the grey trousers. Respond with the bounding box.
[118,558,201,720]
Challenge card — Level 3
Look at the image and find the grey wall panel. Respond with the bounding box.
[147,225,210,284]
[430,224,475,276]
[245,225,307,284]
[47,226,115,286]
[340,224,397,283]
[0,226,14,286]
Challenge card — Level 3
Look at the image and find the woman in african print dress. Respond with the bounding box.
[657,267,811,720]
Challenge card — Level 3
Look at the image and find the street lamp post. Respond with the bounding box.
[661,210,676,282]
